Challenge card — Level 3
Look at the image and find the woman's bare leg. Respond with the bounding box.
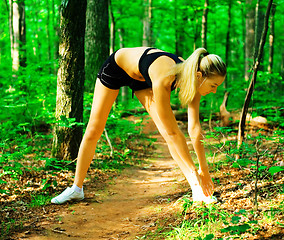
[73,80,119,188]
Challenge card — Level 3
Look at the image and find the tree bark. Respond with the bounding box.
[254,0,265,71]
[245,0,255,81]
[268,3,276,74]
[52,0,87,161]
[225,0,232,89]
[175,0,187,57]
[142,0,152,46]
[45,0,52,64]
[18,0,26,68]
[237,0,274,151]
[85,0,109,92]
[51,0,60,74]
[109,0,115,54]
[201,0,209,49]
[9,0,26,73]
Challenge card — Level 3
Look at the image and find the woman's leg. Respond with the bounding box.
[73,80,119,188]
[51,80,119,204]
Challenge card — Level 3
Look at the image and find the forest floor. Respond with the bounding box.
[2,116,284,240]
[13,117,190,239]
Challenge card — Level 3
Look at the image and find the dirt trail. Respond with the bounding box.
[25,120,189,240]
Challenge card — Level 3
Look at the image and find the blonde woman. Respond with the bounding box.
[51,47,226,204]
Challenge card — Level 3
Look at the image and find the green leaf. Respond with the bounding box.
[269,166,284,176]
[204,234,214,240]
[237,158,252,167]
[0,179,7,184]
[221,224,251,234]
[231,216,241,224]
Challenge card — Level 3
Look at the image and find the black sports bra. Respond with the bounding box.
[138,48,183,90]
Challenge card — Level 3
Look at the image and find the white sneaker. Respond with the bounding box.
[51,187,84,204]
[192,189,217,204]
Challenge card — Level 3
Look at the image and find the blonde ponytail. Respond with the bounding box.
[174,48,207,107]
[173,48,226,107]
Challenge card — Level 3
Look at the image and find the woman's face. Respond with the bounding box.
[198,75,225,96]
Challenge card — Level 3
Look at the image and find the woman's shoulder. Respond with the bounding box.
[116,47,150,55]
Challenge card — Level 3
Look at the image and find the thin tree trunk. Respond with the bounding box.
[201,0,209,49]
[142,0,152,46]
[109,0,115,54]
[119,28,128,104]
[245,0,255,81]
[268,3,276,73]
[175,0,187,56]
[52,0,87,161]
[220,92,230,127]
[225,0,232,90]
[18,0,26,68]
[237,0,274,152]
[45,0,52,64]
[10,0,20,73]
[9,0,26,75]
[254,0,265,71]
[193,9,199,51]
[219,0,232,127]
[51,0,60,74]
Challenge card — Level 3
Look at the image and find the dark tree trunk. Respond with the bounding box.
[85,0,109,91]
[201,0,209,49]
[18,0,26,68]
[52,0,87,161]
[237,0,274,151]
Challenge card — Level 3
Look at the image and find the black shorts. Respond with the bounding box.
[97,52,150,92]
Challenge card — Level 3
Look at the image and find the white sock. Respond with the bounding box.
[71,184,83,193]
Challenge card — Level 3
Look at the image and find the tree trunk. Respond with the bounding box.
[18,0,26,68]
[237,0,273,152]
[9,0,26,73]
[225,0,232,90]
[45,0,52,64]
[268,3,276,74]
[201,0,209,49]
[52,0,60,74]
[52,0,87,161]
[219,0,232,127]
[245,0,255,81]
[220,92,230,127]
[119,34,128,104]
[254,0,265,71]
[175,0,187,57]
[193,9,199,51]
[109,0,115,54]
[142,0,152,46]
[85,0,109,92]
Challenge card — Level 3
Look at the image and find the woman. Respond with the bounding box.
[51,47,226,204]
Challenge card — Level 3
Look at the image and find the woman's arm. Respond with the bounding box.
[187,94,208,170]
[152,81,197,172]
[187,94,214,193]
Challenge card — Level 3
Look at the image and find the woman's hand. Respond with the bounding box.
[198,169,214,197]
